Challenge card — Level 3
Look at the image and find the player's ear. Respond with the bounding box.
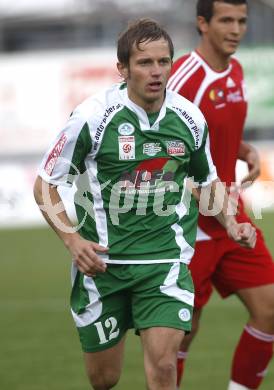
[117,62,129,81]
[197,16,209,34]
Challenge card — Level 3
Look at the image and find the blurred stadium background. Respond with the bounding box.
[0,1,273,389]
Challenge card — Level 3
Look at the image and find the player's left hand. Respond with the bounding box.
[227,222,257,248]
[241,148,260,186]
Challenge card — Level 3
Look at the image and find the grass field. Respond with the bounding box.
[1,212,274,389]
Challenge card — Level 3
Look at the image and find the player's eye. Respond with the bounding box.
[159,58,170,65]
[221,17,233,23]
[239,18,247,25]
[138,59,151,66]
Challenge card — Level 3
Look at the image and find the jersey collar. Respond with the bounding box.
[120,87,167,131]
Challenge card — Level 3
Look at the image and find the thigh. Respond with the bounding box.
[132,262,194,334]
[70,264,132,353]
[188,240,219,308]
[212,229,274,298]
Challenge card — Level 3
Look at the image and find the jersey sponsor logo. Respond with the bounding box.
[172,106,200,149]
[118,136,135,160]
[178,308,191,322]
[209,88,225,104]
[44,133,67,175]
[227,89,244,103]
[119,157,176,193]
[118,122,135,136]
[143,143,162,157]
[94,104,122,151]
[166,140,185,156]
[120,169,174,191]
[226,77,236,88]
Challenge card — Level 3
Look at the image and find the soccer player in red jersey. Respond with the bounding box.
[168,1,274,389]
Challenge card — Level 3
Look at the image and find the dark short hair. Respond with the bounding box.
[117,18,174,66]
[197,0,247,30]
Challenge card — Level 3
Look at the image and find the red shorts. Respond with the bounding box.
[189,227,274,308]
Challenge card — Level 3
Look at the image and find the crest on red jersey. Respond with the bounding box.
[209,88,225,104]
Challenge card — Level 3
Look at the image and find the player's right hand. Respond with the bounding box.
[65,234,108,277]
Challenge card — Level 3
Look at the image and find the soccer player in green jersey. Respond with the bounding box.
[33,18,256,390]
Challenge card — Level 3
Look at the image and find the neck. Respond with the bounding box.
[196,41,231,71]
[127,89,165,114]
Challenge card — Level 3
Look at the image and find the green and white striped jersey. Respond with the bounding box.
[39,83,217,264]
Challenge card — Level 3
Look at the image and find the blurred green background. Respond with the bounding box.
[1,212,273,390]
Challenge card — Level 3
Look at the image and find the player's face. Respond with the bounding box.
[117,38,172,112]
[199,2,247,57]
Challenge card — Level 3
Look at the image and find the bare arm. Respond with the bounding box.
[33,176,107,276]
[238,141,260,186]
[188,178,256,248]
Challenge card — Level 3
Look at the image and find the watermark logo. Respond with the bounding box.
[37,158,274,232]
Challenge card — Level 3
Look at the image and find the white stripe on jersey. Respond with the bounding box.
[172,61,201,95]
[168,51,232,107]
[85,159,109,257]
[198,134,218,187]
[191,52,232,106]
[171,221,194,265]
[167,55,199,91]
[160,262,194,306]
[71,262,103,327]
[193,64,231,107]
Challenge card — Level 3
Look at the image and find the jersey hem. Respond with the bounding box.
[104,258,190,265]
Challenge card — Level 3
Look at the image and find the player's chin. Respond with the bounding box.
[145,92,163,103]
[224,45,238,56]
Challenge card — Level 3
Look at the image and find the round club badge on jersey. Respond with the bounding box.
[178,308,191,322]
[118,122,135,136]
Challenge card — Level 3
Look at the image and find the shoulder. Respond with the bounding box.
[166,90,206,125]
[166,90,207,149]
[73,83,124,122]
[231,56,244,75]
[171,53,192,74]
[170,51,203,75]
[168,51,204,95]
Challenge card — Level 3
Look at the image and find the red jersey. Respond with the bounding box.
[168,51,248,239]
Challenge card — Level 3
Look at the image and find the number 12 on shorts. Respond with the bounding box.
[94,317,120,344]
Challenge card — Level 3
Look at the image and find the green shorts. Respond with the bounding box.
[70,262,194,352]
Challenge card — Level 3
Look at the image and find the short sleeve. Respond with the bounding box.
[188,124,217,186]
[38,110,92,187]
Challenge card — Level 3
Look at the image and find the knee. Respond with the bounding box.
[87,368,120,390]
[152,357,177,385]
[251,300,274,331]
[263,306,274,325]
